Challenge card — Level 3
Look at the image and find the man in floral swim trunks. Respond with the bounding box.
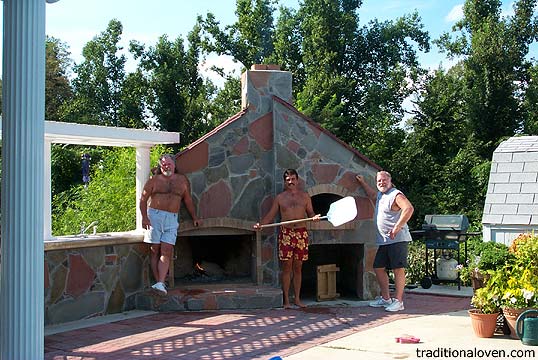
[254,169,321,308]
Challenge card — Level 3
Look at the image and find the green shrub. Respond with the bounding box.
[476,241,514,271]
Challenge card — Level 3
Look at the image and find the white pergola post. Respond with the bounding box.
[136,145,151,231]
[1,0,46,358]
[44,139,52,240]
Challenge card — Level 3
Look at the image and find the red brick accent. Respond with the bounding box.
[312,164,340,184]
[232,135,249,155]
[176,141,209,174]
[249,113,273,151]
[249,169,257,178]
[199,180,232,219]
[66,254,95,298]
[287,140,300,153]
[249,71,271,89]
[203,295,218,310]
[355,196,374,220]
[250,64,281,71]
[338,171,360,192]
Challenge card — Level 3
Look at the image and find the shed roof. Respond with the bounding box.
[482,136,538,226]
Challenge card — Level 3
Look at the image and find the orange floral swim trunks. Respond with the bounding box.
[278,227,309,261]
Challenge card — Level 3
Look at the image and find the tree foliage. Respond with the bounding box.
[130,24,215,144]
[45,36,73,122]
[52,146,172,235]
[436,0,538,156]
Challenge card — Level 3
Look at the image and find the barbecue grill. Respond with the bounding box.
[413,215,481,290]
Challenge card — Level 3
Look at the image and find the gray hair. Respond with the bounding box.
[377,170,391,179]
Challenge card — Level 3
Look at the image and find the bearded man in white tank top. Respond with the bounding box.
[356,171,414,312]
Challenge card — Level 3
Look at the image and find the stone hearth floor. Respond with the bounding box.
[45,292,472,360]
[135,283,283,312]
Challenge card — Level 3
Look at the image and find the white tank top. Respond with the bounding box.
[375,187,412,245]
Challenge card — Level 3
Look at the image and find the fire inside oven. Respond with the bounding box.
[173,234,254,284]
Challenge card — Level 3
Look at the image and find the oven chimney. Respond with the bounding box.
[241,64,293,112]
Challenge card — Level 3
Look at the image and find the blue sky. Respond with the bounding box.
[1,1,535,78]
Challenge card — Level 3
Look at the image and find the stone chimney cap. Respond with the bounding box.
[250,64,281,71]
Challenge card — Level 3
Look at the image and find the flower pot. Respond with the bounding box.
[503,307,529,339]
[469,309,499,338]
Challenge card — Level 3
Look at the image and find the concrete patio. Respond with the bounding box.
[43,288,538,360]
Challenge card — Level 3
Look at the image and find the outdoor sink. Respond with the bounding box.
[44,231,144,251]
[56,233,113,240]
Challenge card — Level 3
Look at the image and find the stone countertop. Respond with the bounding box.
[44,231,144,251]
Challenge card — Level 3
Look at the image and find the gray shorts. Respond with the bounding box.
[373,241,409,269]
[143,208,179,245]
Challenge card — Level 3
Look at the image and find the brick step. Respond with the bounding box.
[135,283,283,311]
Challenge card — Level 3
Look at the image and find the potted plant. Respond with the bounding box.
[496,233,538,339]
[459,241,513,291]
[469,284,501,338]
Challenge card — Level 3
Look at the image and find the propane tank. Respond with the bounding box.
[436,251,458,280]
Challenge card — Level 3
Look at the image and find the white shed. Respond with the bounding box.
[482,136,538,245]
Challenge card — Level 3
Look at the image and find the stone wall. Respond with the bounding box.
[44,242,150,325]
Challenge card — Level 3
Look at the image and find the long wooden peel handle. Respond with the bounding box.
[259,215,328,229]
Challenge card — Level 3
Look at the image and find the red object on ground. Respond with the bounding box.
[395,335,421,343]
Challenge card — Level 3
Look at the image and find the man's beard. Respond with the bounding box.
[162,169,173,177]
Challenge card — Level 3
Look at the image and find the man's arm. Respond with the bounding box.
[139,180,153,229]
[305,193,321,221]
[181,176,201,226]
[389,193,414,239]
[394,193,414,226]
[355,175,377,202]
[254,195,281,229]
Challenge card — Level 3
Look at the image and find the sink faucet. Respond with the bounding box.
[80,221,98,236]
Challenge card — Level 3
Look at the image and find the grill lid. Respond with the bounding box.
[422,214,469,232]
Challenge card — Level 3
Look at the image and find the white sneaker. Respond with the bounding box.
[385,299,404,312]
[151,282,167,295]
[369,296,393,308]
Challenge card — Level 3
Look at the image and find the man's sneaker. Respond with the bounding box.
[151,282,167,295]
[369,296,393,308]
[385,299,404,312]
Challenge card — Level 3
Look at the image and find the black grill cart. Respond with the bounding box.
[412,215,481,290]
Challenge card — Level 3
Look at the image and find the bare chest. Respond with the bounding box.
[153,177,184,196]
[281,193,305,210]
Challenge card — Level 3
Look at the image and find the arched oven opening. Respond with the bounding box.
[173,234,255,285]
[302,192,364,299]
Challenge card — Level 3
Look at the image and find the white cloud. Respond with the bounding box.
[445,4,464,23]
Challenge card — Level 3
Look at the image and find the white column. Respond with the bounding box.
[136,145,151,232]
[44,139,52,239]
[1,0,46,359]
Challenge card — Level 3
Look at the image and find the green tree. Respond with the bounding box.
[523,64,538,134]
[45,36,73,122]
[130,25,212,144]
[198,0,277,69]
[207,76,242,126]
[52,146,171,235]
[60,19,127,127]
[52,147,134,235]
[436,0,538,156]
[268,6,305,91]
[296,1,429,168]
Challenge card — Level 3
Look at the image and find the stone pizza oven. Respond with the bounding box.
[172,64,382,305]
